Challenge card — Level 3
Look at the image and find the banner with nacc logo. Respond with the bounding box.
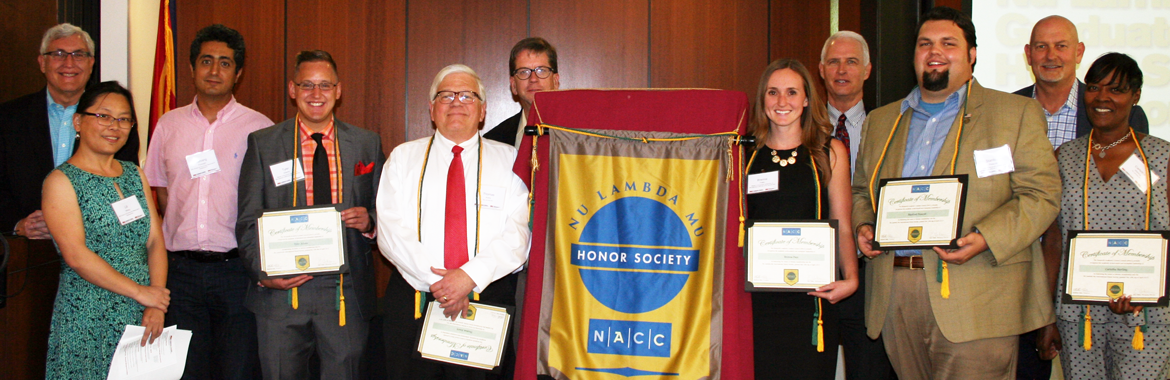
[538,128,729,379]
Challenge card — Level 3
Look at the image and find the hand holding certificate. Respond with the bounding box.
[873,175,968,249]
[256,206,347,278]
[416,301,512,371]
[1062,231,1170,306]
[745,220,839,291]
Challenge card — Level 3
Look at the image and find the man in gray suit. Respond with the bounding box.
[236,50,383,380]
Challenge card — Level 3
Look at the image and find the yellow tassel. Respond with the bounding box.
[940,262,951,299]
[338,274,346,327]
[414,291,422,320]
[1134,326,1145,350]
[816,299,825,353]
[473,292,480,301]
[1084,306,1092,351]
[737,216,745,247]
[292,287,299,309]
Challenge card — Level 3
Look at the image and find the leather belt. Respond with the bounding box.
[893,255,924,270]
[170,249,239,263]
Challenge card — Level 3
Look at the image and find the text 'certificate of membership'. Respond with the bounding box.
[417,301,512,371]
[874,175,967,249]
[745,220,838,291]
[257,206,346,278]
[1063,231,1170,306]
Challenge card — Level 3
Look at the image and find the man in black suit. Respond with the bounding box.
[483,37,560,148]
[236,50,383,380]
[1013,15,1148,150]
[0,23,139,237]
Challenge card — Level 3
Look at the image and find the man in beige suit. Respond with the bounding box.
[851,7,1060,379]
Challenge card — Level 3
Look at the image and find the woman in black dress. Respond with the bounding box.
[745,58,859,379]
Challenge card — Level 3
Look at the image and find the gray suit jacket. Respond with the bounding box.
[236,118,384,320]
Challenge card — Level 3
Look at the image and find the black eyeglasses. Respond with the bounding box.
[512,66,555,80]
[78,112,134,129]
[295,81,338,92]
[434,91,481,104]
[42,50,93,61]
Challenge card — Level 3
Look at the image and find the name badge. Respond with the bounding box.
[973,144,1015,178]
[186,149,221,179]
[270,159,306,187]
[746,171,779,194]
[111,195,146,225]
[480,185,505,210]
[1120,153,1160,194]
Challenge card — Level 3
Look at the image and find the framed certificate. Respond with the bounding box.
[256,205,347,279]
[744,220,839,291]
[1061,231,1170,306]
[416,301,513,371]
[873,175,968,250]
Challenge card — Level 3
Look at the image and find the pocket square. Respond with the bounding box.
[355,161,374,176]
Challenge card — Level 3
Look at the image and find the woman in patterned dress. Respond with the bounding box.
[41,81,168,379]
[1038,53,1170,379]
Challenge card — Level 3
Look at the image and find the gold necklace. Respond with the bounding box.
[771,148,798,166]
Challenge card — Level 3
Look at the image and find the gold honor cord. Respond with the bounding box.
[287,114,348,326]
[413,135,484,319]
[866,81,973,299]
[1079,128,1151,351]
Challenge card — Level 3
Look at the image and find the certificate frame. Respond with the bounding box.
[256,205,348,279]
[872,175,968,250]
[1061,230,1170,307]
[744,219,840,292]
[415,300,514,372]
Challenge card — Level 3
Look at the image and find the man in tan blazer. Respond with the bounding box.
[851,7,1060,379]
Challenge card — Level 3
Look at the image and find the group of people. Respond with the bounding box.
[0,5,1164,380]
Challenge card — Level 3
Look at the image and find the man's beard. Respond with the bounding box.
[922,70,949,92]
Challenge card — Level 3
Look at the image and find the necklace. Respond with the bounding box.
[1091,132,1131,158]
[771,148,798,166]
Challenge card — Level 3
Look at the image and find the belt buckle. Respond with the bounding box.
[909,256,922,270]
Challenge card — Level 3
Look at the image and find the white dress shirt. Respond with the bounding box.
[827,100,866,176]
[376,131,531,293]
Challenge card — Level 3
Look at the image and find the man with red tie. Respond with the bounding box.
[376,64,531,380]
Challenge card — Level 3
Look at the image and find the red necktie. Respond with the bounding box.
[834,114,850,159]
[444,145,469,269]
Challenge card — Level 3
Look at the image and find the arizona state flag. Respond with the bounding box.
[148,0,176,139]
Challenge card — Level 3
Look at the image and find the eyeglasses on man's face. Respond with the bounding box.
[43,50,93,62]
[512,66,555,80]
[78,112,134,129]
[295,81,338,92]
[434,91,481,104]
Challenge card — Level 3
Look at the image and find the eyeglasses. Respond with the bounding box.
[434,91,481,104]
[295,81,337,92]
[78,112,134,129]
[42,50,93,61]
[512,66,555,80]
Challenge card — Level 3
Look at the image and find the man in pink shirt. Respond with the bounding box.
[144,24,273,380]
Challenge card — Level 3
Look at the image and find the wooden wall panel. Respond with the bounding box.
[770,0,832,73]
[530,0,649,97]
[175,0,287,123]
[284,0,407,154]
[839,0,863,34]
[0,0,55,104]
[405,1,527,141]
[650,0,769,99]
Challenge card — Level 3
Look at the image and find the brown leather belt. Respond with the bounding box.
[893,255,924,269]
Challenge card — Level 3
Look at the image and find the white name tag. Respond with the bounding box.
[1120,153,1159,194]
[746,171,779,194]
[480,185,505,210]
[111,195,146,225]
[973,144,1016,178]
[270,159,306,187]
[185,149,221,179]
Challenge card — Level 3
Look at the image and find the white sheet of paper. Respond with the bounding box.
[1120,153,1159,194]
[269,159,306,187]
[185,149,221,179]
[973,144,1015,178]
[106,325,191,380]
[480,186,505,210]
[746,171,780,194]
[111,196,146,226]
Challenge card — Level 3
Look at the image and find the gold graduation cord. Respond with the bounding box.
[866,81,972,299]
[288,115,348,326]
[1079,128,1150,350]
[747,145,826,350]
[413,135,484,319]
